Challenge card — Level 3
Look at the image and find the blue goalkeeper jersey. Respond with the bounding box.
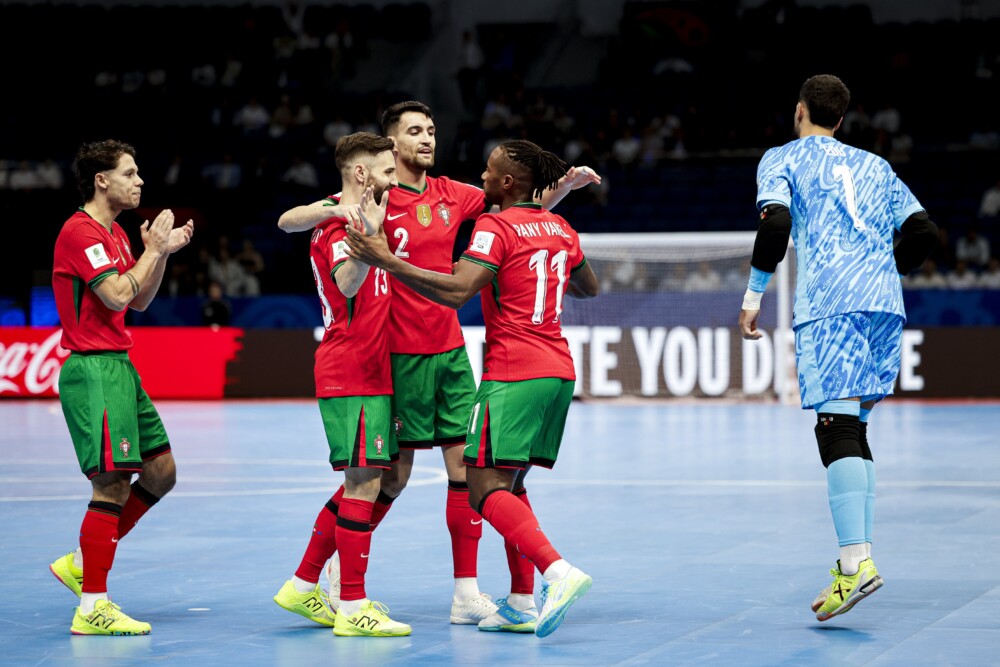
[756,135,924,327]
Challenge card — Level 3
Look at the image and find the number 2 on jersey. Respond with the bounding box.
[529,249,569,324]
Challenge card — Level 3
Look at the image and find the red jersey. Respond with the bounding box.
[384,175,486,354]
[310,215,392,397]
[52,210,137,352]
[460,203,587,382]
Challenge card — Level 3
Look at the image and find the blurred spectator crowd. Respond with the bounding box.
[2,0,999,309]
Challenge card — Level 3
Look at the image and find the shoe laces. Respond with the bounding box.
[370,601,391,617]
[92,600,123,619]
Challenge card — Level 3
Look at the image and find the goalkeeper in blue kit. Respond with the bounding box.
[738,74,938,621]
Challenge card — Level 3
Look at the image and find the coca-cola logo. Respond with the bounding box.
[0,330,70,395]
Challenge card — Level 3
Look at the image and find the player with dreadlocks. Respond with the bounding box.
[345,139,600,637]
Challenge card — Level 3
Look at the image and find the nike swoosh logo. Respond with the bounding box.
[360,553,370,558]
[386,213,406,220]
[470,519,483,525]
[111,537,118,543]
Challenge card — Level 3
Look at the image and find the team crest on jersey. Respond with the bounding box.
[374,435,384,455]
[416,204,432,227]
[393,416,403,435]
[436,203,451,227]
[119,438,131,457]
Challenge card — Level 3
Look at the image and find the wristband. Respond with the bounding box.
[742,288,763,310]
[747,266,773,293]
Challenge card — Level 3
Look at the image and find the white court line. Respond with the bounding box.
[0,465,448,502]
[0,458,340,467]
[526,479,1000,488]
[3,473,997,502]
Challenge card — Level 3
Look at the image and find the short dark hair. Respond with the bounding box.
[335,132,395,174]
[799,74,850,129]
[381,100,434,136]
[73,139,136,203]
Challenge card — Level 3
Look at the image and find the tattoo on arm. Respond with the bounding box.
[124,272,139,297]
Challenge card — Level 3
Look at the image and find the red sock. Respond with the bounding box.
[446,481,481,578]
[481,490,560,575]
[506,489,535,594]
[117,482,159,540]
[336,497,374,602]
[80,502,121,594]
[369,490,395,532]
[294,486,345,583]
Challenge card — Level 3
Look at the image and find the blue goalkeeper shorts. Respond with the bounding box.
[794,311,904,410]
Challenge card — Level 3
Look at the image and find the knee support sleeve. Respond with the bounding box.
[815,413,862,468]
[858,422,872,461]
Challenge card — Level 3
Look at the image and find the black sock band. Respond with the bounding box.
[131,482,160,507]
[376,490,396,506]
[88,500,123,516]
[448,480,469,491]
[336,515,371,532]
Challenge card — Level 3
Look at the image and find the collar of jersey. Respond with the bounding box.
[511,201,542,209]
[396,182,427,194]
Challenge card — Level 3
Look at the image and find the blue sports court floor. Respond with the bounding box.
[1,399,998,666]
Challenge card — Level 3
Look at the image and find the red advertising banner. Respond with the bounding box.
[1,326,998,400]
[0,327,243,399]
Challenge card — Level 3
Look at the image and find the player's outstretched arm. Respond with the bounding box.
[277,198,364,233]
[537,166,602,210]
[345,226,492,308]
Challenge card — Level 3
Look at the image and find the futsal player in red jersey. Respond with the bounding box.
[346,139,600,638]
[273,132,410,637]
[49,139,194,635]
[372,101,601,625]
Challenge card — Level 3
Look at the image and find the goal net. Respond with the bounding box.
[556,232,797,401]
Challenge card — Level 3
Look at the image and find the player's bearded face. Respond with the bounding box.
[365,151,398,201]
[394,112,436,171]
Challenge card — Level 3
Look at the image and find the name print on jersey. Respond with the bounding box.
[512,221,571,239]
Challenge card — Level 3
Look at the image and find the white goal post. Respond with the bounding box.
[463,232,797,402]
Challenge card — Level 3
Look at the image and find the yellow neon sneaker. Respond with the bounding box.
[333,600,412,637]
[50,552,83,597]
[815,558,883,621]
[70,599,151,635]
[273,580,337,627]
[536,567,592,637]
